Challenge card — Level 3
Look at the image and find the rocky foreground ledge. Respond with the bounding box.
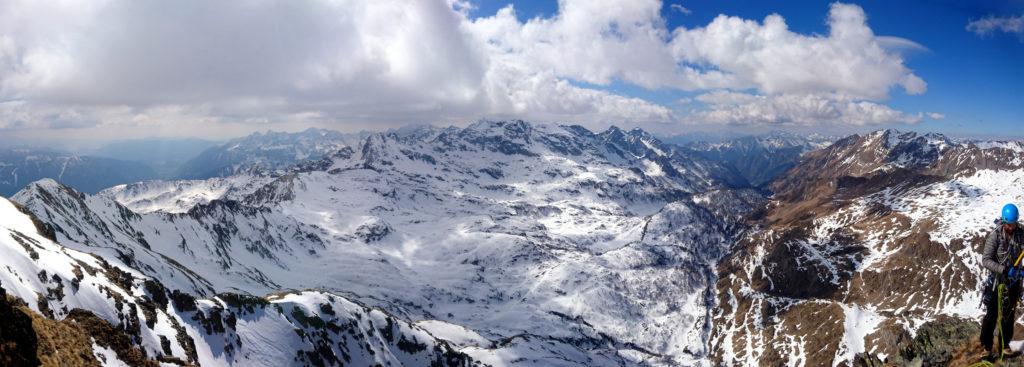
[854,316,1024,367]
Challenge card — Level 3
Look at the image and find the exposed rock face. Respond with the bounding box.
[711,130,1024,366]
[0,286,43,367]
[854,316,980,366]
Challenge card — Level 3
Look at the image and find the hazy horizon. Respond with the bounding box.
[2,121,1021,155]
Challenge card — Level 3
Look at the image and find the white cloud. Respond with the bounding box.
[670,3,925,99]
[876,36,930,56]
[2,1,489,112]
[670,4,691,15]
[0,0,676,136]
[0,0,929,139]
[928,112,945,120]
[466,0,720,91]
[692,91,922,126]
[967,15,1024,38]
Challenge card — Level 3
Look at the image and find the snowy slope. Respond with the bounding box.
[0,196,476,366]
[12,120,760,366]
[98,175,274,214]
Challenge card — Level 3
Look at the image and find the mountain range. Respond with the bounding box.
[172,128,367,180]
[681,131,834,189]
[0,128,368,197]
[0,149,158,197]
[1,121,1022,366]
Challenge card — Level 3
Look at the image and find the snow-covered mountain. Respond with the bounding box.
[6,120,762,365]
[174,128,366,180]
[7,123,1021,366]
[682,131,834,189]
[710,129,1024,366]
[0,149,158,196]
[0,196,476,366]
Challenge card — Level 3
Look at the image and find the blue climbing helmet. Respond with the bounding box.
[1003,203,1020,224]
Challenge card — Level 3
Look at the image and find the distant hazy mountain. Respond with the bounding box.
[90,138,219,177]
[0,149,157,196]
[174,128,366,179]
[660,130,749,146]
[682,131,835,188]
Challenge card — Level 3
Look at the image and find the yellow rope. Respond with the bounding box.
[974,249,1024,366]
[998,282,1006,363]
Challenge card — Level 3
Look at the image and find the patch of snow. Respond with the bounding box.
[92,340,131,367]
[643,159,664,177]
[834,304,885,366]
[416,320,491,348]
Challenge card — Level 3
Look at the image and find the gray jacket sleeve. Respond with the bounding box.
[983,229,1005,274]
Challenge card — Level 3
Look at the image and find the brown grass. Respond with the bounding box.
[0,294,178,367]
[2,294,99,367]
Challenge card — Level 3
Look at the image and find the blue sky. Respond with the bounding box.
[0,0,1021,145]
[470,0,1023,138]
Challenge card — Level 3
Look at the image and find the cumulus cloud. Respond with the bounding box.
[670,3,925,99]
[467,0,722,91]
[967,15,1024,38]
[928,112,945,120]
[1,1,489,113]
[0,0,929,139]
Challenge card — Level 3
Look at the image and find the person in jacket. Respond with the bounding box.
[981,203,1024,357]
